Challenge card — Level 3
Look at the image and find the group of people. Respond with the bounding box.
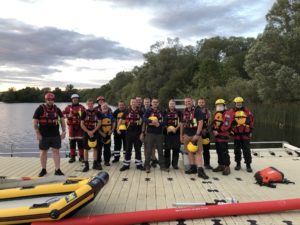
[33,93,254,179]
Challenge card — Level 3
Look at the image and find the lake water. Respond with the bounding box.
[0,102,299,157]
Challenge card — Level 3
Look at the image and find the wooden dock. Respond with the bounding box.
[0,148,300,225]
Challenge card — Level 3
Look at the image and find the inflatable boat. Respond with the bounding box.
[0,171,109,225]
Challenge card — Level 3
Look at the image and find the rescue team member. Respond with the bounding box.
[180,97,209,179]
[164,100,182,169]
[211,99,233,176]
[195,98,212,169]
[231,97,254,172]
[119,98,144,171]
[136,96,143,110]
[94,96,112,113]
[112,101,127,163]
[63,94,85,163]
[80,99,102,172]
[143,98,167,173]
[97,103,115,166]
[33,93,65,177]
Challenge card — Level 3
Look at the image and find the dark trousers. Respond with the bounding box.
[123,131,142,166]
[164,134,180,168]
[215,142,230,166]
[97,141,111,163]
[234,139,252,165]
[203,143,211,166]
[145,133,165,169]
[113,130,126,158]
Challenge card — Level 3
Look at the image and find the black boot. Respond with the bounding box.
[112,157,120,163]
[172,156,179,169]
[204,164,213,170]
[38,168,47,177]
[185,165,197,174]
[79,156,84,162]
[235,163,241,171]
[82,161,89,172]
[136,165,145,171]
[212,165,225,172]
[68,156,75,163]
[93,161,102,170]
[120,165,130,172]
[198,167,209,179]
[246,164,253,173]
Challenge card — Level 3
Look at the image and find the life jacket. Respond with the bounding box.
[101,115,112,133]
[125,107,142,127]
[182,107,198,128]
[165,109,180,127]
[148,108,163,124]
[254,167,295,188]
[200,107,210,129]
[38,104,59,126]
[116,111,126,126]
[211,110,232,142]
[212,111,224,131]
[65,104,84,126]
[232,107,253,137]
[83,109,98,130]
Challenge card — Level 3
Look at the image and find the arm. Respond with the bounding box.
[33,119,42,141]
[60,117,66,139]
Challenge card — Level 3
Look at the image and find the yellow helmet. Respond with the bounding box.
[167,126,176,133]
[202,138,210,145]
[149,116,158,121]
[118,124,127,131]
[88,137,97,148]
[215,99,225,105]
[187,142,198,153]
[233,97,244,103]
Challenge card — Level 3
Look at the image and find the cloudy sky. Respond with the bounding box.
[0,0,275,91]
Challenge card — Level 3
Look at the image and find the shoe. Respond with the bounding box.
[222,166,231,175]
[145,167,151,173]
[136,165,145,171]
[246,164,253,173]
[197,167,209,179]
[161,168,169,172]
[104,162,111,166]
[212,165,225,172]
[151,159,158,168]
[79,156,84,162]
[120,165,130,171]
[204,164,213,170]
[68,156,75,163]
[234,163,241,171]
[172,165,179,170]
[82,161,89,172]
[93,161,102,170]
[54,169,64,176]
[112,157,120,163]
[185,165,197,174]
[38,168,47,177]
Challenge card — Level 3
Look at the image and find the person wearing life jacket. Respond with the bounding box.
[231,97,254,172]
[97,103,115,166]
[136,96,143,110]
[33,92,66,177]
[80,99,102,172]
[211,99,234,176]
[143,98,167,173]
[195,98,212,170]
[63,94,86,163]
[112,100,127,163]
[180,97,209,179]
[164,99,182,169]
[94,96,112,113]
[119,98,145,171]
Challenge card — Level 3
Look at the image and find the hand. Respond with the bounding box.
[36,132,42,141]
[139,133,145,142]
[213,131,219,136]
[117,129,121,135]
[192,135,199,142]
[88,131,94,138]
[61,132,66,140]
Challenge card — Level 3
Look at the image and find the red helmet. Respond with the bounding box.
[45,92,55,100]
[97,96,105,101]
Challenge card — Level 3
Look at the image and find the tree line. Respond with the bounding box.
[1,0,299,107]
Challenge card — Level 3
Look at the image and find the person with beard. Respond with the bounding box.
[33,93,66,177]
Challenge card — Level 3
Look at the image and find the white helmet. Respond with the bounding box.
[71,94,80,99]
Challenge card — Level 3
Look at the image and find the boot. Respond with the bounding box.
[68,156,75,163]
[82,161,89,172]
[79,156,84,162]
[54,169,64,176]
[112,157,120,163]
[234,163,241,171]
[136,165,145,171]
[172,156,179,169]
[246,164,253,173]
[222,166,231,175]
[120,165,130,172]
[212,165,225,172]
[185,165,197,174]
[204,164,213,170]
[38,168,47,177]
[93,161,102,170]
[151,159,158,168]
[197,167,209,179]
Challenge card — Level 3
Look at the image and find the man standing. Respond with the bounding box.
[112,100,126,163]
[33,93,66,177]
[63,94,85,163]
[143,98,167,173]
[119,98,144,171]
[164,100,182,169]
[180,97,208,179]
[195,98,212,169]
[231,97,254,172]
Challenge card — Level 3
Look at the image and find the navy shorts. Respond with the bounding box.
[39,136,61,150]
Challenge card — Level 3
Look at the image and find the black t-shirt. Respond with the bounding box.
[183,108,205,136]
[33,104,64,137]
